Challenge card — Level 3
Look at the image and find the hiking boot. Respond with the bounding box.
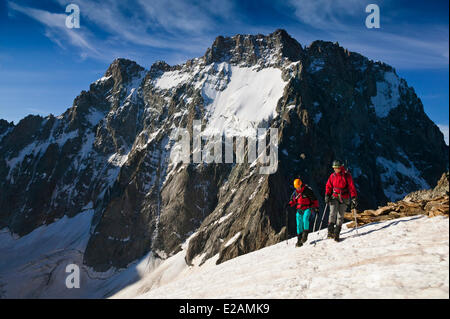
[334,225,342,242]
[327,223,335,239]
[301,230,310,244]
[296,234,303,247]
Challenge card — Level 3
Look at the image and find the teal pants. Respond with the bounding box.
[296,209,312,235]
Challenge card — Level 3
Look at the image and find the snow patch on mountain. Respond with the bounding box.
[154,60,287,138]
[0,126,13,143]
[437,124,449,145]
[86,109,106,126]
[224,232,241,248]
[94,75,112,85]
[108,152,129,167]
[78,131,96,161]
[370,71,401,118]
[376,155,430,201]
[155,70,191,90]
[201,64,287,136]
[309,58,325,73]
[6,128,79,178]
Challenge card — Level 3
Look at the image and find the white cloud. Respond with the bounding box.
[339,24,449,69]
[287,0,363,31]
[437,124,449,145]
[7,0,449,71]
[52,0,234,52]
[286,0,449,70]
[8,1,103,60]
[8,0,238,62]
[8,1,65,27]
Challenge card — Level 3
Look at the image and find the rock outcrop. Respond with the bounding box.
[345,172,449,227]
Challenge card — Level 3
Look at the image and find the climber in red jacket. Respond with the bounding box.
[286,178,319,247]
[324,160,358,242]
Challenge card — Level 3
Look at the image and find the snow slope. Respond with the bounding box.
[0,212,447,298]
[0,207,161,298]
[112,215,449,299]
[0,209,94,298]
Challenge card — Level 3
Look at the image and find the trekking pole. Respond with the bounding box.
[352,208,359,237]
[313,203,328,246]
[312,207,321,232]
[285,206,289,246]
[312,210,319,233]
[317,204,328,233]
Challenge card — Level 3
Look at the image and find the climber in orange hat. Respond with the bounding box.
[285,178,319,247]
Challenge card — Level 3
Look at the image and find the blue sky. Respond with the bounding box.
[1,0,448,142]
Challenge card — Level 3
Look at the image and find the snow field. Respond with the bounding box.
[112,215,448,299]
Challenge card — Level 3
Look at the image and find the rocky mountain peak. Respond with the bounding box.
[0,119,15,135]
[307,40,340,51]
[104,58,146,85]
[269,28,304,60]
[0,115,44,156]
[61,58,147,132]
[203,28,303,66]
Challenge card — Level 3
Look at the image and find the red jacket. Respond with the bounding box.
[289,185,319,210]
[325,166,357,199]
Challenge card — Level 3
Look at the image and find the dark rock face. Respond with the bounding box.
[0,119,14,138]
[0,30,448,271]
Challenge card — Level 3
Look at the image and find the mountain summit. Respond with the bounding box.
[203,29,304,65]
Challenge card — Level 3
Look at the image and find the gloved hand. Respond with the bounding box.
[351,197,358,209]
[325,194,331,204]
